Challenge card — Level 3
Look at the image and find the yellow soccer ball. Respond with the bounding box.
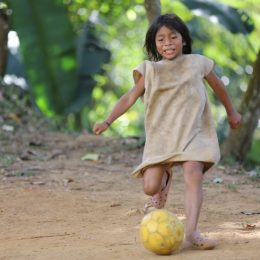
[140,209,184,255]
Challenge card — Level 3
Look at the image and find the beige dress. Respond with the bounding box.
[131,54,220,178]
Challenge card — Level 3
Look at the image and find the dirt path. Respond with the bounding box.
[0,132,259,259]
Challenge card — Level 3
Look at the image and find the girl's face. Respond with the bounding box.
[155,26,184,60]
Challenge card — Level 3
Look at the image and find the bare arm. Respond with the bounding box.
[93,76,145,135]
[205,71,242,129]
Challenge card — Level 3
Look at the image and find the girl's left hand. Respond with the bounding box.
[228,111,242,129]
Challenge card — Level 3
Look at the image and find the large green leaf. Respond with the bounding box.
[181,0,254,34]
[7,0,77,115]
[65,21,111,114]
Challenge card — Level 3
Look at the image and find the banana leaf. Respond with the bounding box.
[181,0,254,34]
[65,21,110,114]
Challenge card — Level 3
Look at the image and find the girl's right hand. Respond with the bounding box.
[92,122,109,135]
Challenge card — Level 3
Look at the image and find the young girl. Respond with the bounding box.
[93,13,241,250]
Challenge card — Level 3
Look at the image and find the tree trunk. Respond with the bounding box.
[144,0,161,25]
[221,49,260,161]
[0,6,9,78]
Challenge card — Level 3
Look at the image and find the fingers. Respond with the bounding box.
[229,117,242,129]
[93,125,102,135]
[94,128,101,135]
[228,112,242,129]
[92,122,108,135]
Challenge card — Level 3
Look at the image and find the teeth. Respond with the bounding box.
[165,50,174,53]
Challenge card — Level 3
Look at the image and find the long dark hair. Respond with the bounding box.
[144,13,192,61]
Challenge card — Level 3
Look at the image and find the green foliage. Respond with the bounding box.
[5,0,111,129]
[6,0,78,115]
[63,0,147,134]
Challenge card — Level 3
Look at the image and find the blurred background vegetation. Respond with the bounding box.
[0,0,259,168]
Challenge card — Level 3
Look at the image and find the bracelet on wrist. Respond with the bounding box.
[104,121,111,127]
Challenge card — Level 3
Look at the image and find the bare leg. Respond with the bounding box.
[183,161,204,237]
[143,165,173,213]
[143,165,166,196]
[182,161,216,250]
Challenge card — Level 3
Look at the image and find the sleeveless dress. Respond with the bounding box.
[131,54,220,178]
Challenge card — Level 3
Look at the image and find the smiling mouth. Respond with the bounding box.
[164,49,175,54]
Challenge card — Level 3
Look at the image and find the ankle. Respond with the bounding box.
[185,230,201,241]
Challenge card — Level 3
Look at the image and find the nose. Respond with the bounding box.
[164,37,172,46]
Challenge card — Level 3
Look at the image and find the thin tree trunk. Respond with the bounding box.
[221,49,260,161]
[0,6,9,78]
[144,0,161,25]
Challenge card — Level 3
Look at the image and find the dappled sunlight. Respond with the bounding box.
[7,30,19,54]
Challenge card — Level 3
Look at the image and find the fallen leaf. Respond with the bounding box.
[242,224,256,231]
[81,153,99,161]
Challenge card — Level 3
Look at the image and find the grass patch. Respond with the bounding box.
[225,183,239,192]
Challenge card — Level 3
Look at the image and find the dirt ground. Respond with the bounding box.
[0,130,260,260]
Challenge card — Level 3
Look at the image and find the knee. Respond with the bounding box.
[143,171,162,196]
[143,181,160,196]
[183,162,204,185]
[142,166,165,196]
[184,170,203,187]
